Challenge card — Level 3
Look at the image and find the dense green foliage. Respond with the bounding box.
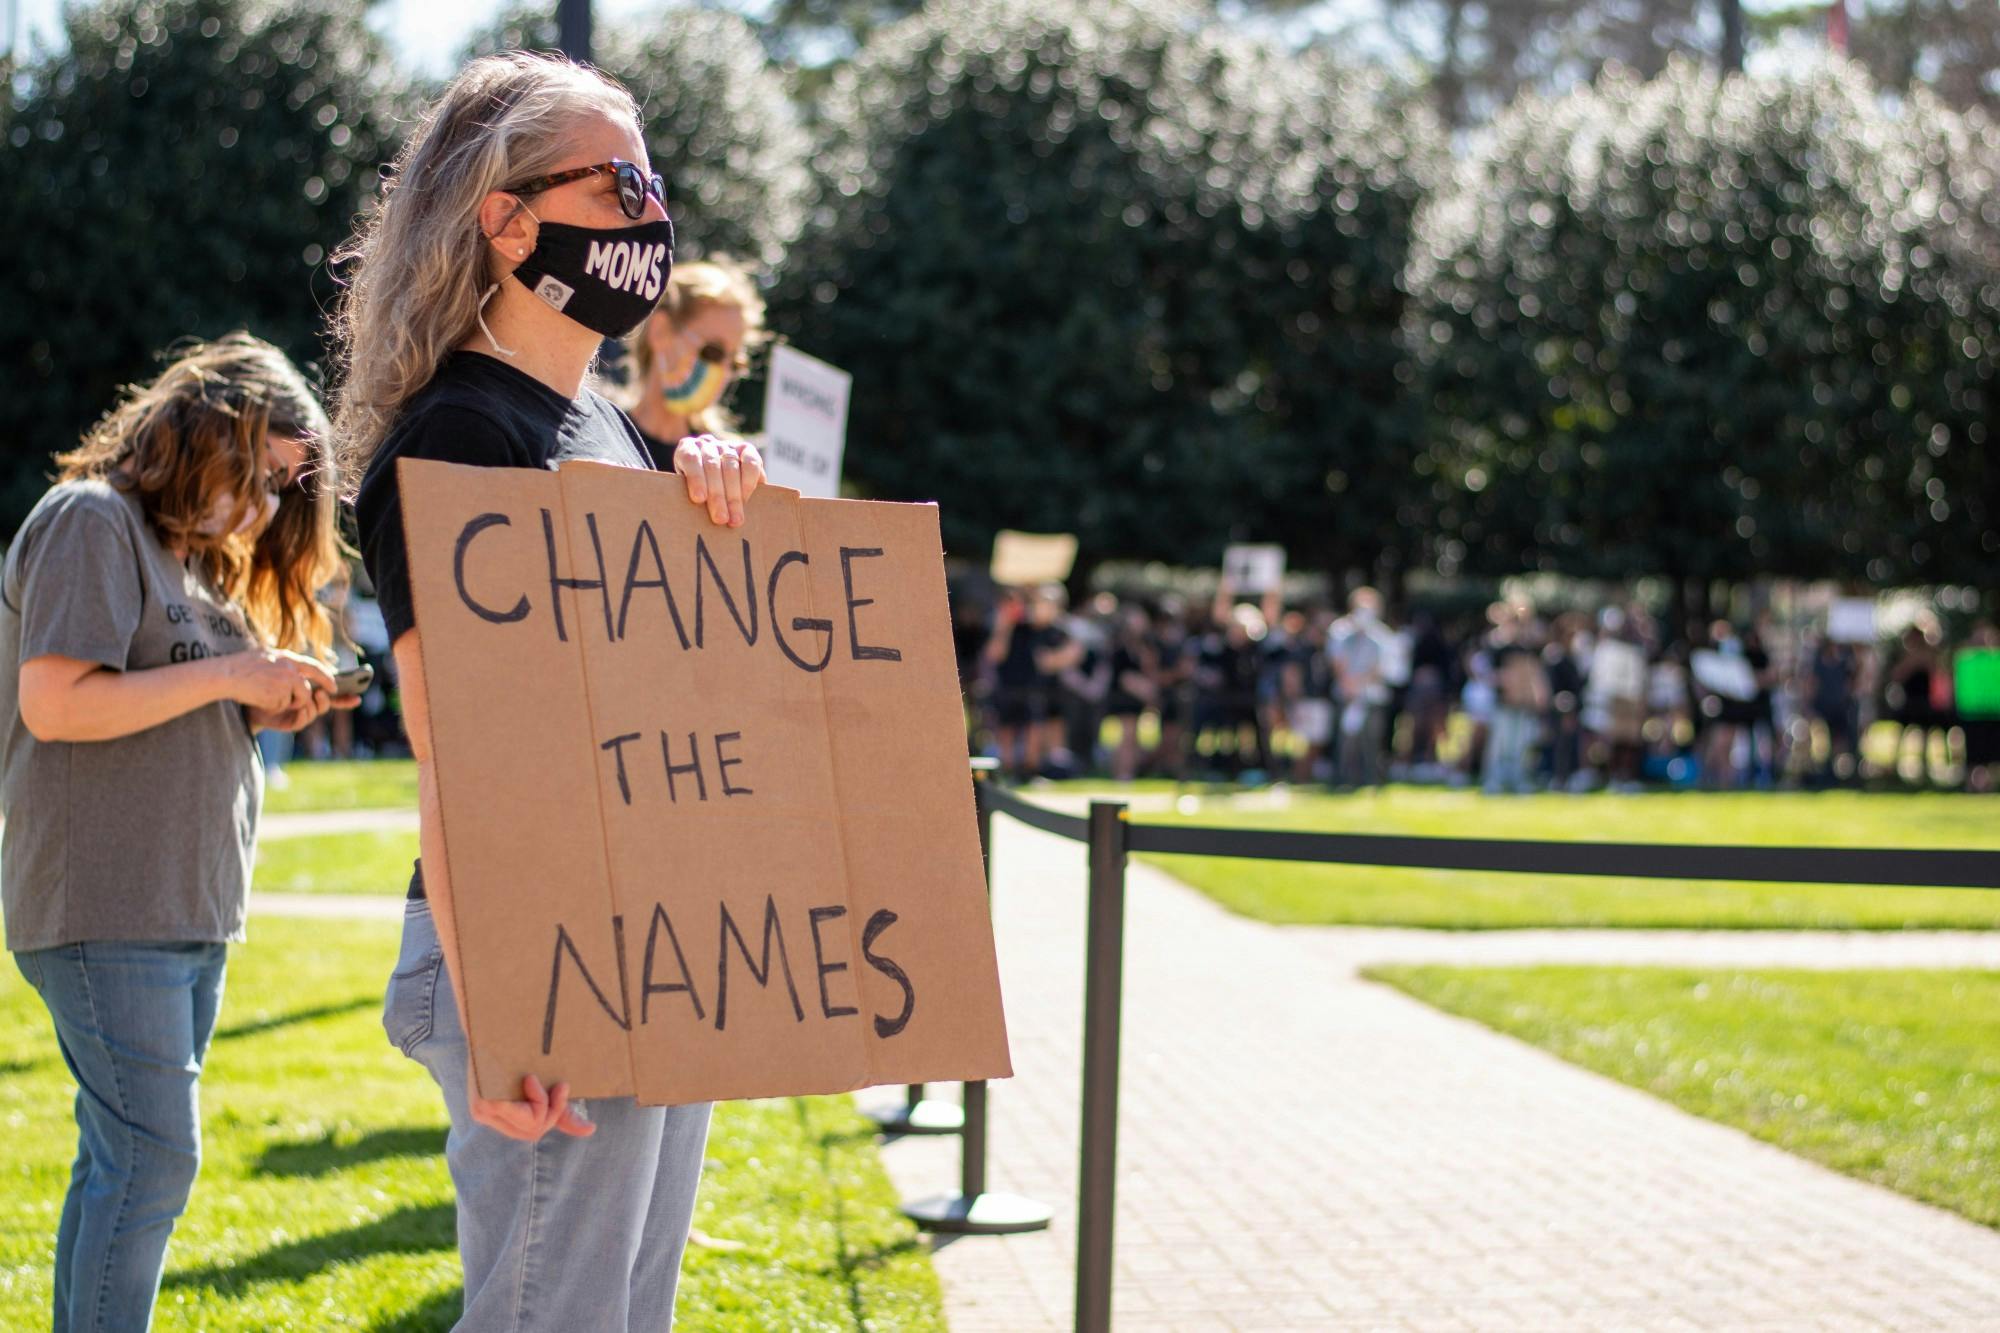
[1411,56,2000,592]
[0,0,399,529]
[1,0,1993,601]
[773,0,1439,568]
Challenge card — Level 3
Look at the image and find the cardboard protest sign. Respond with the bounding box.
[990,530,1077,588]
[397,458,1011,1105]
[1221,544,1285,594]
[761,345,851,499]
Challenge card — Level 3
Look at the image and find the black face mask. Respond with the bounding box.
[512,214,676,340]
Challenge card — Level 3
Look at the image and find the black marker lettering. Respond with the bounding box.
[714,731,752,797]
[693,534,759,648]
[808,905,858,1020]
[862,909,915,1038]
[600,732,643,805]
[768,551,833,672]
[541,920,632,1055]
[453,513,530,624]
[540,509,614,643]
[840,547,903,662]
[660,730,707,802]
[616,519,691,648]
[641,902,705,1023]
[714,895,806,1031]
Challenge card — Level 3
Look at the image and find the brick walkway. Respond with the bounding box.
[865,818,2000,1331]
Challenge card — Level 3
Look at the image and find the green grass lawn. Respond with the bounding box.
[0,917,943,1331]
[1055,786,2000,929]
[264,760,418,815]
[1369,964,2000,1230]
[253,831,420,895]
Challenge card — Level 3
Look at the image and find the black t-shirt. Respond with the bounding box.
[996,622,1065,691]
[634,425,677,473]
[355,351,655,645]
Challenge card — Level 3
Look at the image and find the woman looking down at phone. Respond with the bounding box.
[336,51,763,1329]
[2,332,352,1331]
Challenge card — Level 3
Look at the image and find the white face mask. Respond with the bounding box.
[196,489,279,538]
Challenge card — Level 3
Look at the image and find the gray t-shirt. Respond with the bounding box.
[0,479,262,951]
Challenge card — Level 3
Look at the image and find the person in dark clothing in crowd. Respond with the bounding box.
[1193,604,1269,779]
[1103,604,1159,781]
[983,585,1076,781]
[1886,621,1947,784]
[1808,634,1861,786]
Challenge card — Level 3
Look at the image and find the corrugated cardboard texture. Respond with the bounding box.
[398,458,1012,1105]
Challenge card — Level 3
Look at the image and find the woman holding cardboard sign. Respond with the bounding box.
[334,52,762,1330]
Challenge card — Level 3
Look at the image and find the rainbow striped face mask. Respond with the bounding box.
[659,349,728,417]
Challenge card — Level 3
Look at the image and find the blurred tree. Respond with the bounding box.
[1410,55,2000,615]
[1313,0,1711,128]
[775,0,1438,578]
[1758,0,2000,114]
[467,8,810,270]
[0,0,401,529]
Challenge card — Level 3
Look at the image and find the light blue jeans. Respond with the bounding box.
[1483,705,1540,795]
[383,898,712,1332]
[14,939,228,1333]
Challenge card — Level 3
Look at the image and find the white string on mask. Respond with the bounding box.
[475,281,518,359]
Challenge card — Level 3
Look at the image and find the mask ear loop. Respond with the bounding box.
[477,199,534,360]
[476,282,518,360]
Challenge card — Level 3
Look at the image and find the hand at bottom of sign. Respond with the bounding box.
[469,1067,596,1141]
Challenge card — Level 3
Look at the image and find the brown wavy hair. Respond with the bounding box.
[54,332,347,656]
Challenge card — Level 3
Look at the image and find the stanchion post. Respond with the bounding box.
[901,762,1051,1235]
[1075,800,1128,1333]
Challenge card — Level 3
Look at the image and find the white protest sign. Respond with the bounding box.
[1827,598,1877,644]
[1691,649,1758,702]
[1222,544,1286,594]
[761,345,852,500]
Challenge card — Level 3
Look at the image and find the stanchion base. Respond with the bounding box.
[866,1099,965,1135]
[903,1191,1054,1235]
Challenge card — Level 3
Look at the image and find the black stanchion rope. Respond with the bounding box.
[979,784,2000,890]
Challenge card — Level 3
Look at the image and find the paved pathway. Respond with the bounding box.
[862,818,2000,1331]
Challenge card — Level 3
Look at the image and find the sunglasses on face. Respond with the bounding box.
[503,158,668,221]
[697,342,750,375]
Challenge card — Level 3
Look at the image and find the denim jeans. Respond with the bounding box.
[383,898,712,1332]
[14,940,228,1333]
[1483,705,1540,794]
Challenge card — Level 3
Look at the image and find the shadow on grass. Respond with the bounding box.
[791,1098,931,1326]
[0,1057,41,1077]
[368,1284,463,1332]
[162,1201,454,1295]
[215,995,378,1041]
[255,1125,447,1179]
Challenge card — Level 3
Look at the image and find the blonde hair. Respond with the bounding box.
[328,51,642,489]
[624,256,770,435]
[56,333,345,656]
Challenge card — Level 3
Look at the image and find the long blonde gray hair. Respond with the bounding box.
[328,51,642,490]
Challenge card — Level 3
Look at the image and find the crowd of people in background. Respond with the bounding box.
[958,582,2000,795]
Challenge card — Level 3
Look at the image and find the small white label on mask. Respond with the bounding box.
[533,276,574,311]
